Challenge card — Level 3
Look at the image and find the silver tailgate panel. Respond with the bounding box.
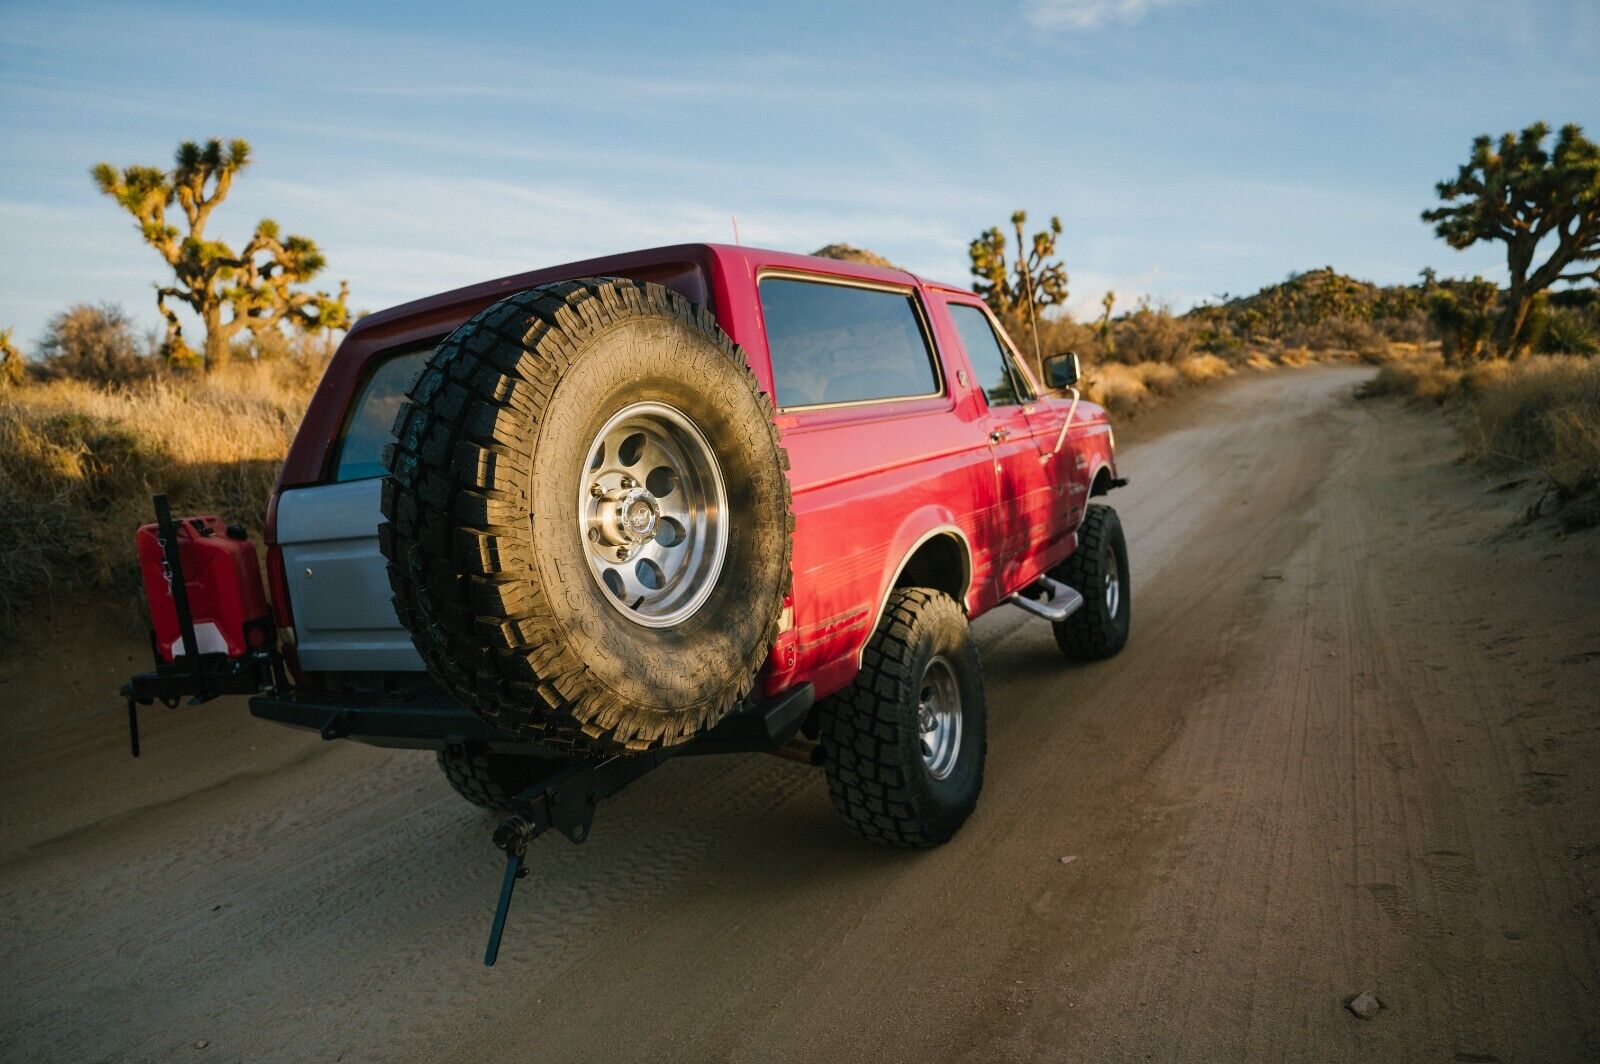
[275,478,424,672]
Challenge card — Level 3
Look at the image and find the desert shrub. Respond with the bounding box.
[36,303,162,383]
[1130,360,1182,394]
[1080,362,1149,416]
[990,313,1106,381]
[1176,354,1235,383]
[1427,278,1498,364]
[1284,316,1388,357]
[1075,354,1234,417]
[230,326,341,368]
[1193,323,1244,358]
[1,327,25,388]
[1460,356,1600,496]
[1110,303,1197,364]
[1536,307,1599,355]
[1356,351,1464,402]
[1379,313,1429,345]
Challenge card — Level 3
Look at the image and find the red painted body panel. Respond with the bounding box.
[265,243,1118,702]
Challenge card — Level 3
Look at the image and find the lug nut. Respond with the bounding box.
[590,483,604,497]
[616,547,630,561]
[620,475,635,489]
[587,528,599,542]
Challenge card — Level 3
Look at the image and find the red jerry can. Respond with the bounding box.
[135,515,271,661]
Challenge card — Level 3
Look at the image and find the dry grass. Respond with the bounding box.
[1176,353,1235,383]
[0,361,320,628]
[1461,357,1600,497]
[1081,354,1241,416]
[1358,349,1600,529]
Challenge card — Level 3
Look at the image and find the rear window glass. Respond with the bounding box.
[758,277,940,408]
[331,345,433,482]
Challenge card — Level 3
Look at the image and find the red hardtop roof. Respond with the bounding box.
[352,242,942,335]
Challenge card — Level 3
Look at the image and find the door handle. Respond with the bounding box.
[989,427,1010,443]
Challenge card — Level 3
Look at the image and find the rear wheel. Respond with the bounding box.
[818,588,986,847]
[1052,503,1130,660]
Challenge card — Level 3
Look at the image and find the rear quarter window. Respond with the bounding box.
[758,277,940,409]
[331,345,433,482]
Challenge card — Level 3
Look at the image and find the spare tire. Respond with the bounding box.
[380,277,792,753]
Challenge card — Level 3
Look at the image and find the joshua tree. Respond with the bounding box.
[92,138,349,371]
[970,210,1070,369]
[0,327,25,387]
[1423,122,1600,357]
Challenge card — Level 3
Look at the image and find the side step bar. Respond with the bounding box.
[1007,575,1085,623]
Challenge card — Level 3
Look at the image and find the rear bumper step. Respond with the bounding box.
[248,682,814,757]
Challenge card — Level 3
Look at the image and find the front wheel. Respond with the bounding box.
[818,588,987,847]
[1052,503,1130,660]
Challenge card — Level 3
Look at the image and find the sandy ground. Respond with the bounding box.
[2,363,1597,1063]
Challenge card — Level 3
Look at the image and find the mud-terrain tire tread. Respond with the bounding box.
[380,277,792,754]
[1052,503,1130,660]
[435,750,552,811]
[818,588,986,848]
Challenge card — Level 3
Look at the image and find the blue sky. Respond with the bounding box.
[2,0,1596,346]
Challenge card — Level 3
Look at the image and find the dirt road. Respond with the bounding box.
[3,364,1597,1063]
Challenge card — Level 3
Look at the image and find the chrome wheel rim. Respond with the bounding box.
[1104,548,1121,618]
[917,655,962,781]
[578,401,728,628]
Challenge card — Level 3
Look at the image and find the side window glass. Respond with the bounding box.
[758,277,940,408]
[331,345,432,481]
[949,304,1031,409]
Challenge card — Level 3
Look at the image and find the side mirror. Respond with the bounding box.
[1044,351,1080,390]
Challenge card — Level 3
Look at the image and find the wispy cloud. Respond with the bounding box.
[1022,0,1183,31]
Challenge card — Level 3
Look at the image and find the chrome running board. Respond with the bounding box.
[1007,575,1085,623]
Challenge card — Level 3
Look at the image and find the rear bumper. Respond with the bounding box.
[248,683,814,758]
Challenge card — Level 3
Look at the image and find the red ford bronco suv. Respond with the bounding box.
[125,244,1128,959]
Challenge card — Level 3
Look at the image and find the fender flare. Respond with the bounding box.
[858,511,974,665]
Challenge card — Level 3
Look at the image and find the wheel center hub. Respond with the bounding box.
[593,485,661,547]
[624,492,658,538]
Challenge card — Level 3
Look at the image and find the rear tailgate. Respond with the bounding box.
[273,342,433,673]
[275,479,423,672]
